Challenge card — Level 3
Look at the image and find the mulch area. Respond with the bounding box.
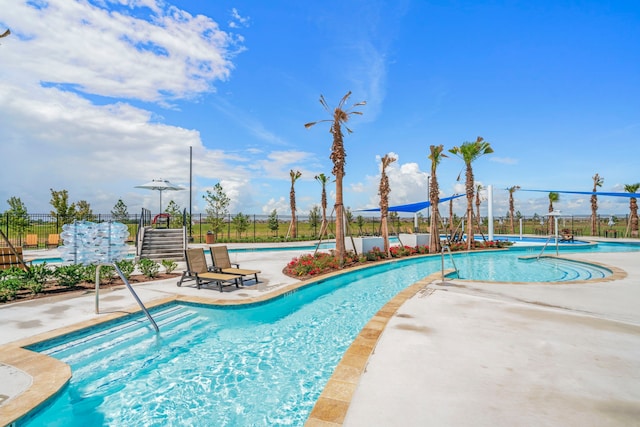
[3,273,181,305]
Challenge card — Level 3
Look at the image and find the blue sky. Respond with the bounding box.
[1,0,639,219]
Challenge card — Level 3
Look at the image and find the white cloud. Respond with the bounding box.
[229,8,250,29]
[261,197,289,215]
[490,156,518,165]
[2,0,242,102]
[0,0,247,213]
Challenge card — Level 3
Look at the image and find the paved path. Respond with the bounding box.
[343,251,640,426]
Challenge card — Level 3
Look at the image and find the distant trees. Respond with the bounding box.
[268,209,279,236]
[203,183,230,239]
[3,197,29,241]
[111,199,129,222]
[75,200,93,221]
[232,212,250,239]
[50,189,76,225]
[164,200,183,228]
[308,205,320,236]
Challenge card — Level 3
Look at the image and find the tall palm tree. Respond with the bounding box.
[590,173,604,236]
[428,145,447,253]
[507,185,520,234]
[548,191,559,234]
[624,183,640,237]
[305,91,366,266]
[289,170,302,238]
[449,136,493,249]
[379,154,396,257]
[475,183,484,234]
[315,173,330,238]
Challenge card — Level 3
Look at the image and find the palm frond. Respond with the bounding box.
[319,95,331,113]
[338,91,352,109]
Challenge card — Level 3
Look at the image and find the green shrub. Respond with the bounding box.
[161,260,177,274]
[0,279,20,301]
[138,258,160,279]
[24,263,52,286]
[24,280,45,295]
[53,264,85,287]
[99,265,116,283]
[115,259,135,280]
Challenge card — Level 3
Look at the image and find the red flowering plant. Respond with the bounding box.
[283,240,510,280]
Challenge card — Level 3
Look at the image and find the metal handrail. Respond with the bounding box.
[440,245,459,282]
[95,262,159,333]
[536,234,558,259]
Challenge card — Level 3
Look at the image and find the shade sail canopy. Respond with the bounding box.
[520,189,640,198]
[135,178,185,213]
[357,194,464,213]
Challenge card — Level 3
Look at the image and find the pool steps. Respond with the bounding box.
[32,305,204,360]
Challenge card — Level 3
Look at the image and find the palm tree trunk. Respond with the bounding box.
[335,175,345,264]
[631,198,638,237]
[465,164,474,249]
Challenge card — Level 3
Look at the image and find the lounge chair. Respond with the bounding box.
[46,233,60,248]
[178,248,242,292]
[209,245,260,285]
[24,234,38,249]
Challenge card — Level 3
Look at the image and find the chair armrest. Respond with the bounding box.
[231,263,240,268]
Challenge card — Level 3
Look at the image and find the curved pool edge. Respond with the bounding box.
[304,270,448,426]
[448,255,626,285]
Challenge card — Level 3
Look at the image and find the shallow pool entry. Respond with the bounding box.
[448,253,611,282]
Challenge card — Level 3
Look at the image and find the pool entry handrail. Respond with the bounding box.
[95,262,159,333]
[537,234,559,259]
[440,244,459,282]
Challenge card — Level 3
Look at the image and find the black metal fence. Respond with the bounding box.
[0,212,636,248]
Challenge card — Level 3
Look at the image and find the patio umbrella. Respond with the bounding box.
[135,179,185,213]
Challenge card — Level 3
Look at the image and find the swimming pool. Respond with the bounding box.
[20,242,640,426]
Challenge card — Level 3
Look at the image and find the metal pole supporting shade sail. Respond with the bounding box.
[135,179,185,213]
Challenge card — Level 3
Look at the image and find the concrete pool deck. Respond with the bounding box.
[1,242,639,426]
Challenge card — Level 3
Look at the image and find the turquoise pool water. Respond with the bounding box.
[22,243,640,426]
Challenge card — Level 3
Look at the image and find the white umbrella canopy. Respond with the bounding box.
[135,178,185,213]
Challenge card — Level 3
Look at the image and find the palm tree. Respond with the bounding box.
[475,183,484,234]
[305,91,366,266]
[379,154,396,257]
[315,173,330,238]
[507,185,520,234]
[590,173,604,236]
[624,183,640,237]
[289,170,302,238]
[428,145,447,253]
[548,192,560,234]
[449,137,494,249]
